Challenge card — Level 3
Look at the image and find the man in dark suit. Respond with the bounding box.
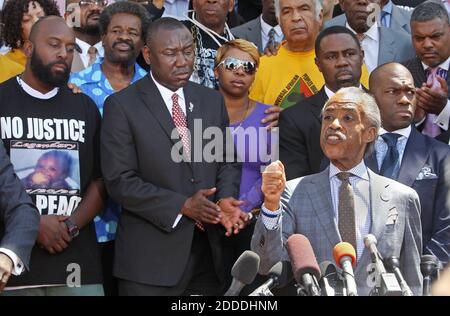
[325,0,414,73]
[402,1,450,142]
[367,62,450,266]
[0,141,39,293]
[101,17,246,296]
[280,26,365,180]
[232,0,283,53]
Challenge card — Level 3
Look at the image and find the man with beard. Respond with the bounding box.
[66,0,108,72]
[69,1,150,296]
[0,16,106,296]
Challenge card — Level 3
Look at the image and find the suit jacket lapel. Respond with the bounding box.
[137,76,179,148]
[184,83,200,164]
[310,87,328,123]
[365,148,379,173]
[378,27,395,66]
[250,18,263,52]
[368,170,390,245]
[307,168,341,247]
[397,127,429,186]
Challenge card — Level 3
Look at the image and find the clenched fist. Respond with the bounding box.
[261,161,286,211]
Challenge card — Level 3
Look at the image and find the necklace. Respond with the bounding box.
[231,100,250,134]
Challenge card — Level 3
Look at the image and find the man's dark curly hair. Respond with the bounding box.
[1,0,60,49]
[99,1,151,42]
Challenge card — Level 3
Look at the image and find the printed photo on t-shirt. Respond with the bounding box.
[9,141,82,215]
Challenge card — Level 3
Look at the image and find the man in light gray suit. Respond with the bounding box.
[325,0,414,73]
[231,0,283,53]
[252,87,423,295]
[378,0,412,34]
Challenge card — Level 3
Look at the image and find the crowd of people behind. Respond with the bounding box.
[0,0,449,296]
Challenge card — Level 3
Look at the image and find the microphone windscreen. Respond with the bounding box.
[333,242,356,268]
[286,234,321,282]
[231,250,260,285]
[421,254,439,265]
[364,234,377,248]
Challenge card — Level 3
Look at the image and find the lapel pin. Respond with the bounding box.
[189,102,194,112]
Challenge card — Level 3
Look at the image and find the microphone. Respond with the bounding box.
[224,250,260,296]
[319,261,339,296]
[333,242,358,296]
[286,234,321,296]
[364,234,402,296]
[384,257,413,296]
[421,254,439,296]
[248,261,292,296]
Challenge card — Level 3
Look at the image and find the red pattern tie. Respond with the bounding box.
[171,93,190,159]
[171,93,204,232]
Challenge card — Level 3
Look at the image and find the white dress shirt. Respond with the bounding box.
[150,72,186,228]
[162,0,190,20]
[346,22,380,74]
[260,16,283,50]
[75,38,104,69]
[261,160,372,260]
[420,56,450,131]
[442,0,450,15]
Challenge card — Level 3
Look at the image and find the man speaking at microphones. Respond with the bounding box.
[251,87,423,295]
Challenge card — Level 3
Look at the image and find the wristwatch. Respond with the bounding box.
[64,219,80,238]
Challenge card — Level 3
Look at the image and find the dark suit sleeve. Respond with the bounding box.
[425,155,450,265]
[0,141,39,271]
[279,109,310,180]
[400,191,423,296]
[101,96,187,233]
[214,97,241,200]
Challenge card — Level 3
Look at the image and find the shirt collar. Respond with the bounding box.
[16,76,58,99]
[378,125,411,139]
[383,0,393,15]
[79,60,146,85]
[346,21,379,42]
[421,55,450,72]
[329,160,369,181]
[260,15,283,37]
[75,38,104,57]
[150,71,185,104]
[324,84,363,99]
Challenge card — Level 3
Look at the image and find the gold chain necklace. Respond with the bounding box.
[231,100,250,134]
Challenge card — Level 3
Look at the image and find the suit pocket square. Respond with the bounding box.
[416,166,438,180]
[386,207,398,225]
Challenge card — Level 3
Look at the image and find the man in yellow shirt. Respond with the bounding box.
[0,55,24,84]
[249,0,325,108]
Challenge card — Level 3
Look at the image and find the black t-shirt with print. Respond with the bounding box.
[183,20,233,90]
[0,77,102,286]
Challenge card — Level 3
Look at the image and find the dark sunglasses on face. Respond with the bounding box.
[216,57,257,75]
[79,0,108,8]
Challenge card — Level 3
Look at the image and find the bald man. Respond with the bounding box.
[0,16,106,295]
[366,62,450,266]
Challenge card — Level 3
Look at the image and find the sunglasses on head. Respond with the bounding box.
[216,57,257,75]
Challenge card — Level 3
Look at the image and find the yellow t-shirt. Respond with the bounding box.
[5,49,27,68]
[0,55,24,84]
[249,44,370,108]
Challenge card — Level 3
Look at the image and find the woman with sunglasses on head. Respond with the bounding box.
[1,0,60,67]
[215,39,275,293]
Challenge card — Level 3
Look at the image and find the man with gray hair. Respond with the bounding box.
[403,1,450,143]
[249,0,326,108]
[252,87,423,295]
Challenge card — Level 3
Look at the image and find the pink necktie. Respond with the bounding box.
[423,68,443,137]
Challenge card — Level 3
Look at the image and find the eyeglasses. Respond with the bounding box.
[79,0,108,8]
[216,57,257,75]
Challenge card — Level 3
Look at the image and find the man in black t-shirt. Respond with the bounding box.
[0,16,106,295]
